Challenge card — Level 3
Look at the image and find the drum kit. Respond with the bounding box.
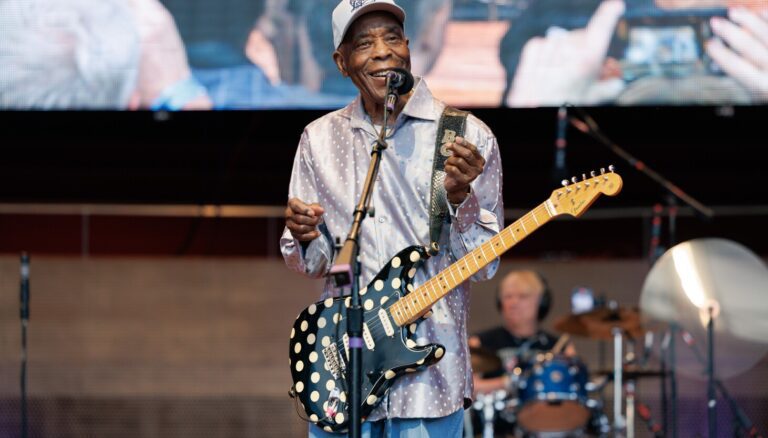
[467,238,768,438]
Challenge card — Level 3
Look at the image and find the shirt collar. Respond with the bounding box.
[340,77,441,130]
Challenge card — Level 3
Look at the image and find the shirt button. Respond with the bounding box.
[378,217,387,223]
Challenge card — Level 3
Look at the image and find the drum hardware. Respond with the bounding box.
[472,390,510,438]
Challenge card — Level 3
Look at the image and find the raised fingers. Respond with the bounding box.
[711,12,768,70]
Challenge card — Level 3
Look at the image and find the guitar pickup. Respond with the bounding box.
[342,325,375,356]
[362,323,375,350]
[378,309,395,337]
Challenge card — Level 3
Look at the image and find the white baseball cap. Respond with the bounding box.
[332,0,406,49]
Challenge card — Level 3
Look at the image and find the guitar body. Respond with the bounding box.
[289,245,445,433]
[288,169,623,433]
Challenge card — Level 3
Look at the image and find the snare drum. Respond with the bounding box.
[515,354,591,434]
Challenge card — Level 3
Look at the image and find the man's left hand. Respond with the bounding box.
[444,137,485,204]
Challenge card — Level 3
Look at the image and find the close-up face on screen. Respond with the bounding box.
[1,0,766,109]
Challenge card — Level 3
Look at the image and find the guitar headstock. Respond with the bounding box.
[549,166,623,218]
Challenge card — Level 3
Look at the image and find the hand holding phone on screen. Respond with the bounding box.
[705,8,768,102]
[506,0,627,107]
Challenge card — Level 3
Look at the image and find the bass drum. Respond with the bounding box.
[514,354,591,436]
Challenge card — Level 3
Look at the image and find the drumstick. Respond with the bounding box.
[552,334,571,355]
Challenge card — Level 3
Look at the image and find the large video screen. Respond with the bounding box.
[1,0,766,110]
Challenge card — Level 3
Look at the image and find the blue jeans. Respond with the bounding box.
[308,409,464,438]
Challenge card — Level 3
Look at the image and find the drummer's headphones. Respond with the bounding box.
[495,271,552,321]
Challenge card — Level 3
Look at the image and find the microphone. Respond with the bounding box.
[20,253,29,321]
[386,68,414,95]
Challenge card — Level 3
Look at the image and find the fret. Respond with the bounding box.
[489,238,499,257]
[532,211,540,225]
[470,249,481,271]
[391,302,404,325]
[410,284,425,309]
[436,275,447,297]
[474,249,485,269]
[520,219,528,234]
[447,266,459,287]
[509,225,519,242]
[421,285,434,305]
[427,280,441,303]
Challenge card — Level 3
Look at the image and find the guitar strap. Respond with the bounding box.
[428,106,469,256]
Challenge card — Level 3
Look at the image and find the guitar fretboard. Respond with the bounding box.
[390,201,555,326]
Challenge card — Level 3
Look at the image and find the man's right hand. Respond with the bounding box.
[285,198,325,242]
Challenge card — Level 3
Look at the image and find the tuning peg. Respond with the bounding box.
[561,179,569,187]
[571,176,578,184]
[609,165,615,173]
[600,168,606,175]
[590,171,596,178]
[582,173,587,181]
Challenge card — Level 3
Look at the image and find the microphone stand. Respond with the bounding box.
[707,306,717,438]
[20,253,30,438]
[328,76,398,438]
[567,106,714,219]
[681,330,764,438]
[568,106,715,438]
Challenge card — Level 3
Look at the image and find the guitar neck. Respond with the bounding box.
[390,200,556,326]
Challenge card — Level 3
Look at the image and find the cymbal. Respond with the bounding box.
[640,238,768,379]
[469,346,502,374]
[553,305,644,340]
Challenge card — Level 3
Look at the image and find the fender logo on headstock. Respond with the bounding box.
[570,198,586,214]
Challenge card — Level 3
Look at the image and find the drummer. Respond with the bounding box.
[469,270,576,395]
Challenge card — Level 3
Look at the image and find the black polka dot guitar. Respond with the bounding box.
[288,168,623,433]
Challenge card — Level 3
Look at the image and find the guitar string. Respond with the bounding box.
[324,209,540,351]
[298,185,610,414]
[302,205,554,409]
[319,204,552,353]
[314,203,551,355]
